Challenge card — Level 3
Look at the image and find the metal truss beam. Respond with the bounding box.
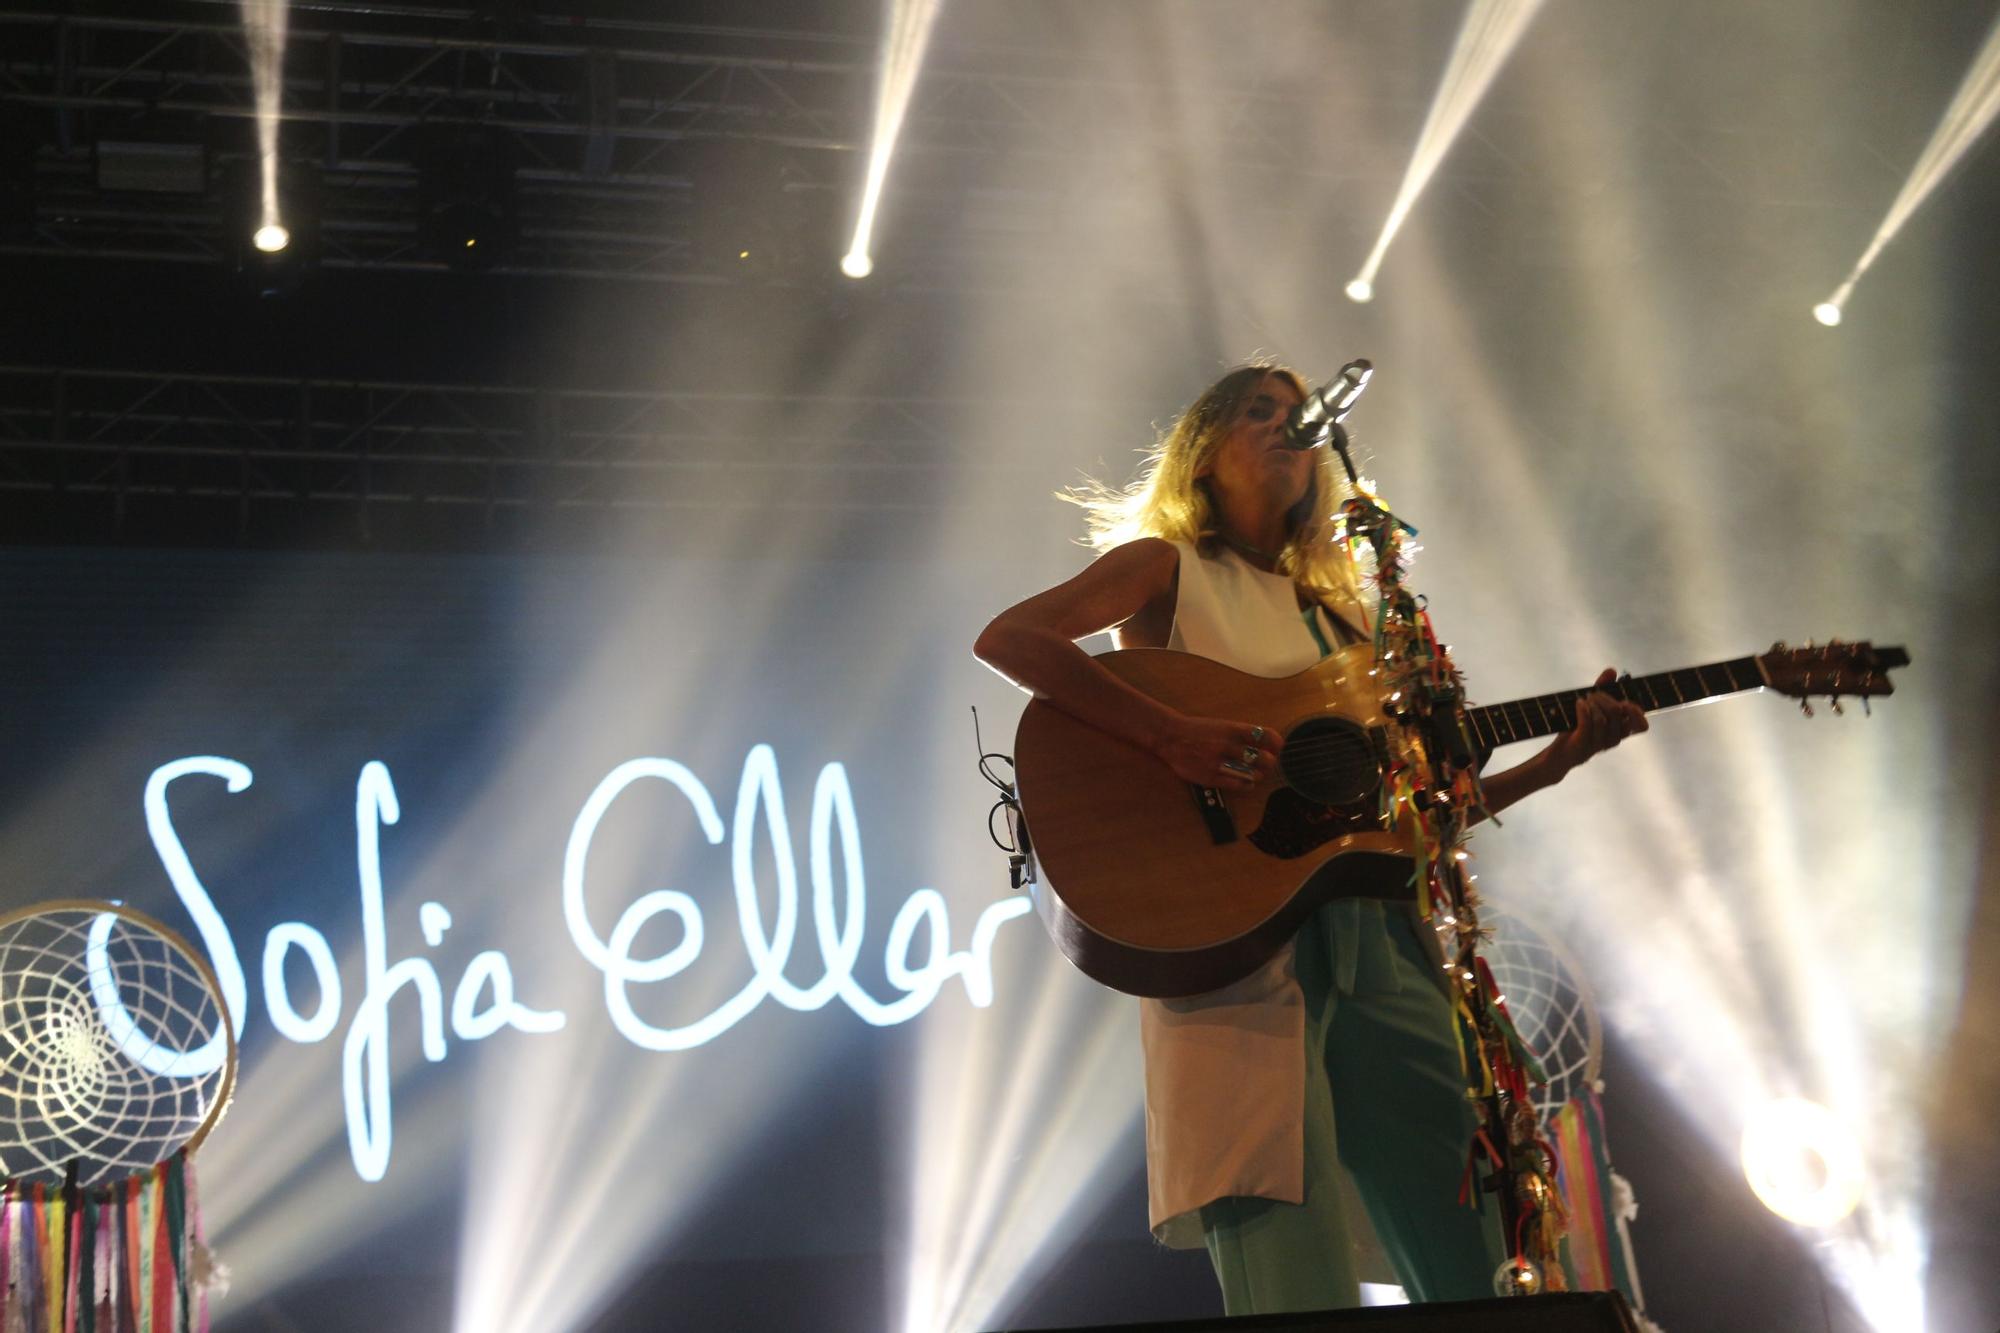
[0,0,1366,281]
[0,365,1126,530]
[0,1,1894,283]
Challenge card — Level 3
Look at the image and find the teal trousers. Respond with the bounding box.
[1201,900,1503,1312]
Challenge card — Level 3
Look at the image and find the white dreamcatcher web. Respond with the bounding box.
[1477,902,1663,1327]
[1477,901,1603,1124]
[0,902,235,1190]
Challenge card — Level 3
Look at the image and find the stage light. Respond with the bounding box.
[842,251,875,280]
[418,126,519,269]
[239,0,289,269]
[1820,12,2000,319]
[1741,1097,1864,1228]
[1813,301,1844,327]
[231,159,319,295]
[686,138,797,278]
[1347,0,1548,300]
[844,0,941,283]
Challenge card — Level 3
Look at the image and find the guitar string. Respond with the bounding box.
[1254,658,1824,774]
[1259,661,1770,761]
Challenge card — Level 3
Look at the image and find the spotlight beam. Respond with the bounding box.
[1349,0,1548,298]
[844,0,942,277]
[239,0,289,240]
[897,962,1139,1333]
[1818,12,2000,319]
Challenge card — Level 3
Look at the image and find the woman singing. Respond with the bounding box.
[974,362,1644,1313]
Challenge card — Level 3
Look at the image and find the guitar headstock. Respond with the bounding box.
[1757,640,1908,713]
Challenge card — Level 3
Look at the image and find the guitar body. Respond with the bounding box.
[1010,636,1904,999]
[1015,645,1427,999]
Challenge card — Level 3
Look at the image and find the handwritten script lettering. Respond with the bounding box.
[94,748,1032,1182]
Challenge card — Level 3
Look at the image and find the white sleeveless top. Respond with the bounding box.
[1137,540,1367,1247]
[1163,540,1355,674]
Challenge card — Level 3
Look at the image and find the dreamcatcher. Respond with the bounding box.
[1481,902,1655,1324]
[0,900,235,1332]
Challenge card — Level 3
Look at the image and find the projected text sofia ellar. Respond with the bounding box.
[127,749,1033,1182]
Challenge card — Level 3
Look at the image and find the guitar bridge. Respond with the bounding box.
[1189,784,1239,845]
[1248,787,1384,859]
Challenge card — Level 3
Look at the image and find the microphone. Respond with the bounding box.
[1284,359,1373,448]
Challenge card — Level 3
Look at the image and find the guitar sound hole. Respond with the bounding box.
[1280,718,1379,806]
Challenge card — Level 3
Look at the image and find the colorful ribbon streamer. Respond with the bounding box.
[0,1156,207,1333]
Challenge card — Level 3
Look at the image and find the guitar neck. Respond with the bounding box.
[1466,656,1764,750]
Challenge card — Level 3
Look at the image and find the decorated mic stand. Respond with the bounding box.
[1308,367,1570,1297]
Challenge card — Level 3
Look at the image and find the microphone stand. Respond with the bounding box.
[1328,378,1555,1296]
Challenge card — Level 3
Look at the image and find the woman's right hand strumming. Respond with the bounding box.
[1156,714,1283,789]
[976,538,1277,790]
[973,537,1291,793]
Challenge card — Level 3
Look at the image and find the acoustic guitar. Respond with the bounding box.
[1012,640,1907,998]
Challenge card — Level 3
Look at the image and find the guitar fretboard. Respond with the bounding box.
[1466,656,1763,750]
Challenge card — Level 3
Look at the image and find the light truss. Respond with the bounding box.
[0,364,1130,530]
[0,0,1902,284]
[0,0,1336,281]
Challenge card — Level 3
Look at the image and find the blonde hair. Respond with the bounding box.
[1066,363,1365,605]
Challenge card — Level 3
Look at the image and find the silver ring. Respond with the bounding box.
[1240,746,1259,765]
[1249,726,1266,743]
[1222,760,1253,777]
